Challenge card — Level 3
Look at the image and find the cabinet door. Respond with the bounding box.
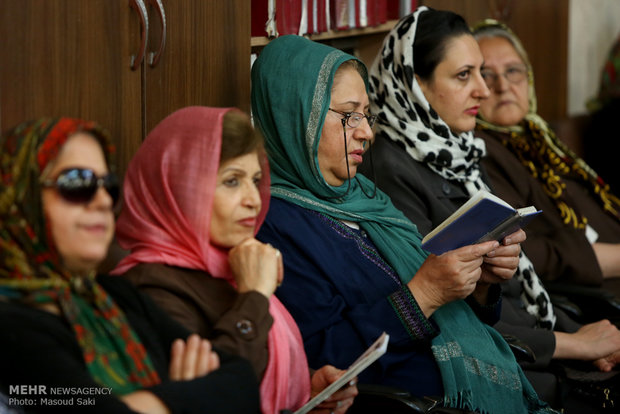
[0,0,143,178]
[143,0,251,132]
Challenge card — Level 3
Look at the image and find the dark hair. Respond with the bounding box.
[413,9,472,81]
[220,111,264,163]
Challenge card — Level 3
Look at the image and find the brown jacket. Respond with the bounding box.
[479,129,620,294]
[122,263,273,378]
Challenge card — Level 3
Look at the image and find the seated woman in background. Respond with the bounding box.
[112,106,357,414]
[0,118,259,413]
[360,8,620,411]
[472,20,620,299]
[251,22,555,414]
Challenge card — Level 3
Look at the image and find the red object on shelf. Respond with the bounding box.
[277,0,303,35]
[386,0,399,20]
[331,0,350,30]
[317,0,328,33]
[376,0,387,24]
[251,0,269,37]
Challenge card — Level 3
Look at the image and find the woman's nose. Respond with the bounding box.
[354,118,374,142]
[494,73,511,92]
[476,75,491,99]
[242,182,262,211]
[89,186,114,210]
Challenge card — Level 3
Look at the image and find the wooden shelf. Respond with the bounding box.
[251,20,398,48]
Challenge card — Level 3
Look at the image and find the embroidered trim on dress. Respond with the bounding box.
[315,211,437,341]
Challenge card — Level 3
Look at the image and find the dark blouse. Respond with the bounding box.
[0,275,260,414]
[257,197,499,398]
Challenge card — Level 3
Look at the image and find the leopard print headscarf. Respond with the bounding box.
[369,6,487,196]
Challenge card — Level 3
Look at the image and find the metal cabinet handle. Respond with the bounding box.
[129,0,149,70]
[147,0,166,67]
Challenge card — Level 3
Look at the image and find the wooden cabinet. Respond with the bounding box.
[0,0,250,179]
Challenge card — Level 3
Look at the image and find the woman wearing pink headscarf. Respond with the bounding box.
[112,106,357,414]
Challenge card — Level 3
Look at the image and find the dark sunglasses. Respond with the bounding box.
[41,168,120,205]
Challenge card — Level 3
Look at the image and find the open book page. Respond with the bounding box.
[293,332,389,414]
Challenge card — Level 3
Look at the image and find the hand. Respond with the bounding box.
[554,320,620,365]
[408,240,500,317]
[169,334,220,381]
[480,229,526,284]
[121,391,170,414]
[594,350,620,372]
[229,238,283,298]
[309,365,358,414]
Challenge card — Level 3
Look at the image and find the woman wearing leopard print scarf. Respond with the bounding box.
[361,7,620,412]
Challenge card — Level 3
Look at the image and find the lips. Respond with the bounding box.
[497,100,515,108]
[349,149,364,163]
[464,106,480,116]
[80,223,109,234]
[238,217,258,227]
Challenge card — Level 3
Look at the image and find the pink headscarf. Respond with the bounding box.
[112,106,310,413]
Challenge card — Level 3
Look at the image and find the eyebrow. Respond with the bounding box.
[221,166,262,176]
[333,100,370,111]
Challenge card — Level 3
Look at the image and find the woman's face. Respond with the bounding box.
[417,34,490,135]
[42,133,115,274]
[318,67,373,186]
[210,151,262,248]
[477,36,530,126]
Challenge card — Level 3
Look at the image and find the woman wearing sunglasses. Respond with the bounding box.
[112,106,357,414]
[0,117,259,413]
[251,31,554,413]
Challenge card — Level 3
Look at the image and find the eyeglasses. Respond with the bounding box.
[480,65,528,89]
[41,168,120,205]
[328,108,377,128]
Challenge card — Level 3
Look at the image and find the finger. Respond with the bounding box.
[208,350,220,374]
[482,266,515,281]
[195,339,212,377]
[169,339,185,380]
[483,254,520,269]
[503,229,526,245]
[326,384,358,401]
[276,249,284,286]
[455,240,500,260]
[485,243,520,258]
[182,334,201,380]
[229,237,260,257]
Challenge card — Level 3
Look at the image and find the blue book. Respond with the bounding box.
[421,190,542,255]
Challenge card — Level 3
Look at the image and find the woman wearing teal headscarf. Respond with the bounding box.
[252,29,554,414]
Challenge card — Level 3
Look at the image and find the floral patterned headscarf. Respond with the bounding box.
[0,118,160,394]
[473,20,620,227]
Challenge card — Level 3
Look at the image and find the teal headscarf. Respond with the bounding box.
[251,35,427,277]
[251,34,553,414]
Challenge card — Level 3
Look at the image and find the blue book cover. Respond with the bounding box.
[421,190,542,255]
